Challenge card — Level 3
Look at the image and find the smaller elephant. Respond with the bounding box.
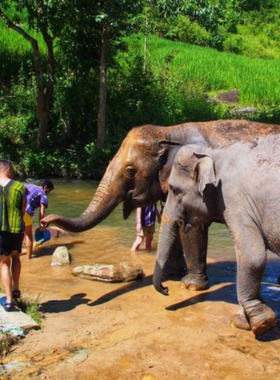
[153,135,280,336]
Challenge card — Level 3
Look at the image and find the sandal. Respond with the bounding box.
[0,296,14,312]
[12,290,21,299]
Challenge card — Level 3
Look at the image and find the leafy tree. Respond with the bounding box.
[0,0,71,150]
[241,0,274,11]
[57,0,144,149]
[96,0,145,149]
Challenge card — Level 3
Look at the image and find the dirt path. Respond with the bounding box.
[1,231,280,380]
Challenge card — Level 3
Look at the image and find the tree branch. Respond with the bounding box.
[0,7,44,91]
[0,8,37,46]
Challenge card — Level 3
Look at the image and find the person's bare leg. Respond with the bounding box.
[25,225,33,259]
[1,255,12,303]
[11,251,21,292]
[131,236,144,251]
[145,233,153,251]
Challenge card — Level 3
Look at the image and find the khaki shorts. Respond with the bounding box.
[23,213,33,227]
[138,224,155,237]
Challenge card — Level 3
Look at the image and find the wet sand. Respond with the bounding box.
[1,225,280,380]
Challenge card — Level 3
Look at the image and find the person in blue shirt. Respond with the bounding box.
[24,179,54,259]
[131,203,161,252]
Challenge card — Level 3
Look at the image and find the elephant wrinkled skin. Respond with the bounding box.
[41,120,280,290]
[153,135,280,335]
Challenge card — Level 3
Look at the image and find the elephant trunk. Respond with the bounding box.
[153,211,179,295]
[41,174,122,232]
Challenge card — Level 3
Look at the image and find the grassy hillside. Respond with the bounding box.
[1,17,280,177]
[0,22,46,83]
[128,34,280,108]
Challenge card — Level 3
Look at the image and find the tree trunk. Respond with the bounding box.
[36,106,49,149]
[97,19,109,150]
[143,16,148,72]
[0,6,55,151]
[36,0,55,150]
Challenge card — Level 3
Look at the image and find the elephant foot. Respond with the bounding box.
[180,274,209,291]
[249,308,277,336]
[230,314,251,331]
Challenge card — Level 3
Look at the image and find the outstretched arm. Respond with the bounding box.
[39,203,46,223]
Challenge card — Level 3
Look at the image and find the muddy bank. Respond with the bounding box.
[1,227,280,379]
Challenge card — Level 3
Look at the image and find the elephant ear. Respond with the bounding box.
[158,140,182,153]
[156,140,182,165]
[194,153,216,196]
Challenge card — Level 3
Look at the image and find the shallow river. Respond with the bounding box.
[46,178,235,260]
[18,178,239,309]
[21,178,278,294]
[5,179,280,380]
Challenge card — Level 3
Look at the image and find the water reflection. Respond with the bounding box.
[45,179,135,228]
[43,179,235,260]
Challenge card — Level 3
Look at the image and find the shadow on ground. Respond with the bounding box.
[40,293,90,313]
[39,259,280,322]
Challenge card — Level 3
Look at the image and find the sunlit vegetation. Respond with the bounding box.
[1,0,280,178]
[133,34,280,107]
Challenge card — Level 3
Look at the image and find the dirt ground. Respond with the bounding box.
[1,228,280,380]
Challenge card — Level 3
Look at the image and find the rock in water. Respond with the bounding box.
[72,262,144,282]
[51,246,70,266]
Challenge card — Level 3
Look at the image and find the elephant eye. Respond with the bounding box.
[169,184,181,196]
[125,166,136,179]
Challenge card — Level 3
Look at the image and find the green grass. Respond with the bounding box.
[129,34,280,108]
[0,333,20,357]
[0,23,32,55]
[0,21,47,82]
[0,286,41,357]
[17,294,42,325]
[0,284,41,324]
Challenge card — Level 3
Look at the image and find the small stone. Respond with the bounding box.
[235,107,258,115]
[51,246,70,266]
[218,89,239,103]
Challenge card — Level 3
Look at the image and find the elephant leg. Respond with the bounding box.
[232,224,277,336]
[180,224,209,291]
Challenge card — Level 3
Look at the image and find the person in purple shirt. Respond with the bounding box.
[131,203,161,252]
[24,179,54,259]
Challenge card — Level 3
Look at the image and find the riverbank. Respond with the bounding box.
[1,226,280,379]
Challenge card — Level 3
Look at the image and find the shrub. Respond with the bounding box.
[167,16,211,47]
[223,34,244,54]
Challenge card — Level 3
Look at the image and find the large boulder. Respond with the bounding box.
[72,262,144,282]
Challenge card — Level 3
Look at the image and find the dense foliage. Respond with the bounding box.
[1,0,280,179]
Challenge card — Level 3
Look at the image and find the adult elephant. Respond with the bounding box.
[153,137,280,335]
[42,120,280,290]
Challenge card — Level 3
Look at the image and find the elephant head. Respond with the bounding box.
[153,145,219,295]
[41,125,181,232]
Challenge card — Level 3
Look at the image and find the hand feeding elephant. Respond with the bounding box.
[41,120,280,292]
[153,135,280,336]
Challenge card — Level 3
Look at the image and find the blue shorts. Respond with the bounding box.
[0,231,24,256]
